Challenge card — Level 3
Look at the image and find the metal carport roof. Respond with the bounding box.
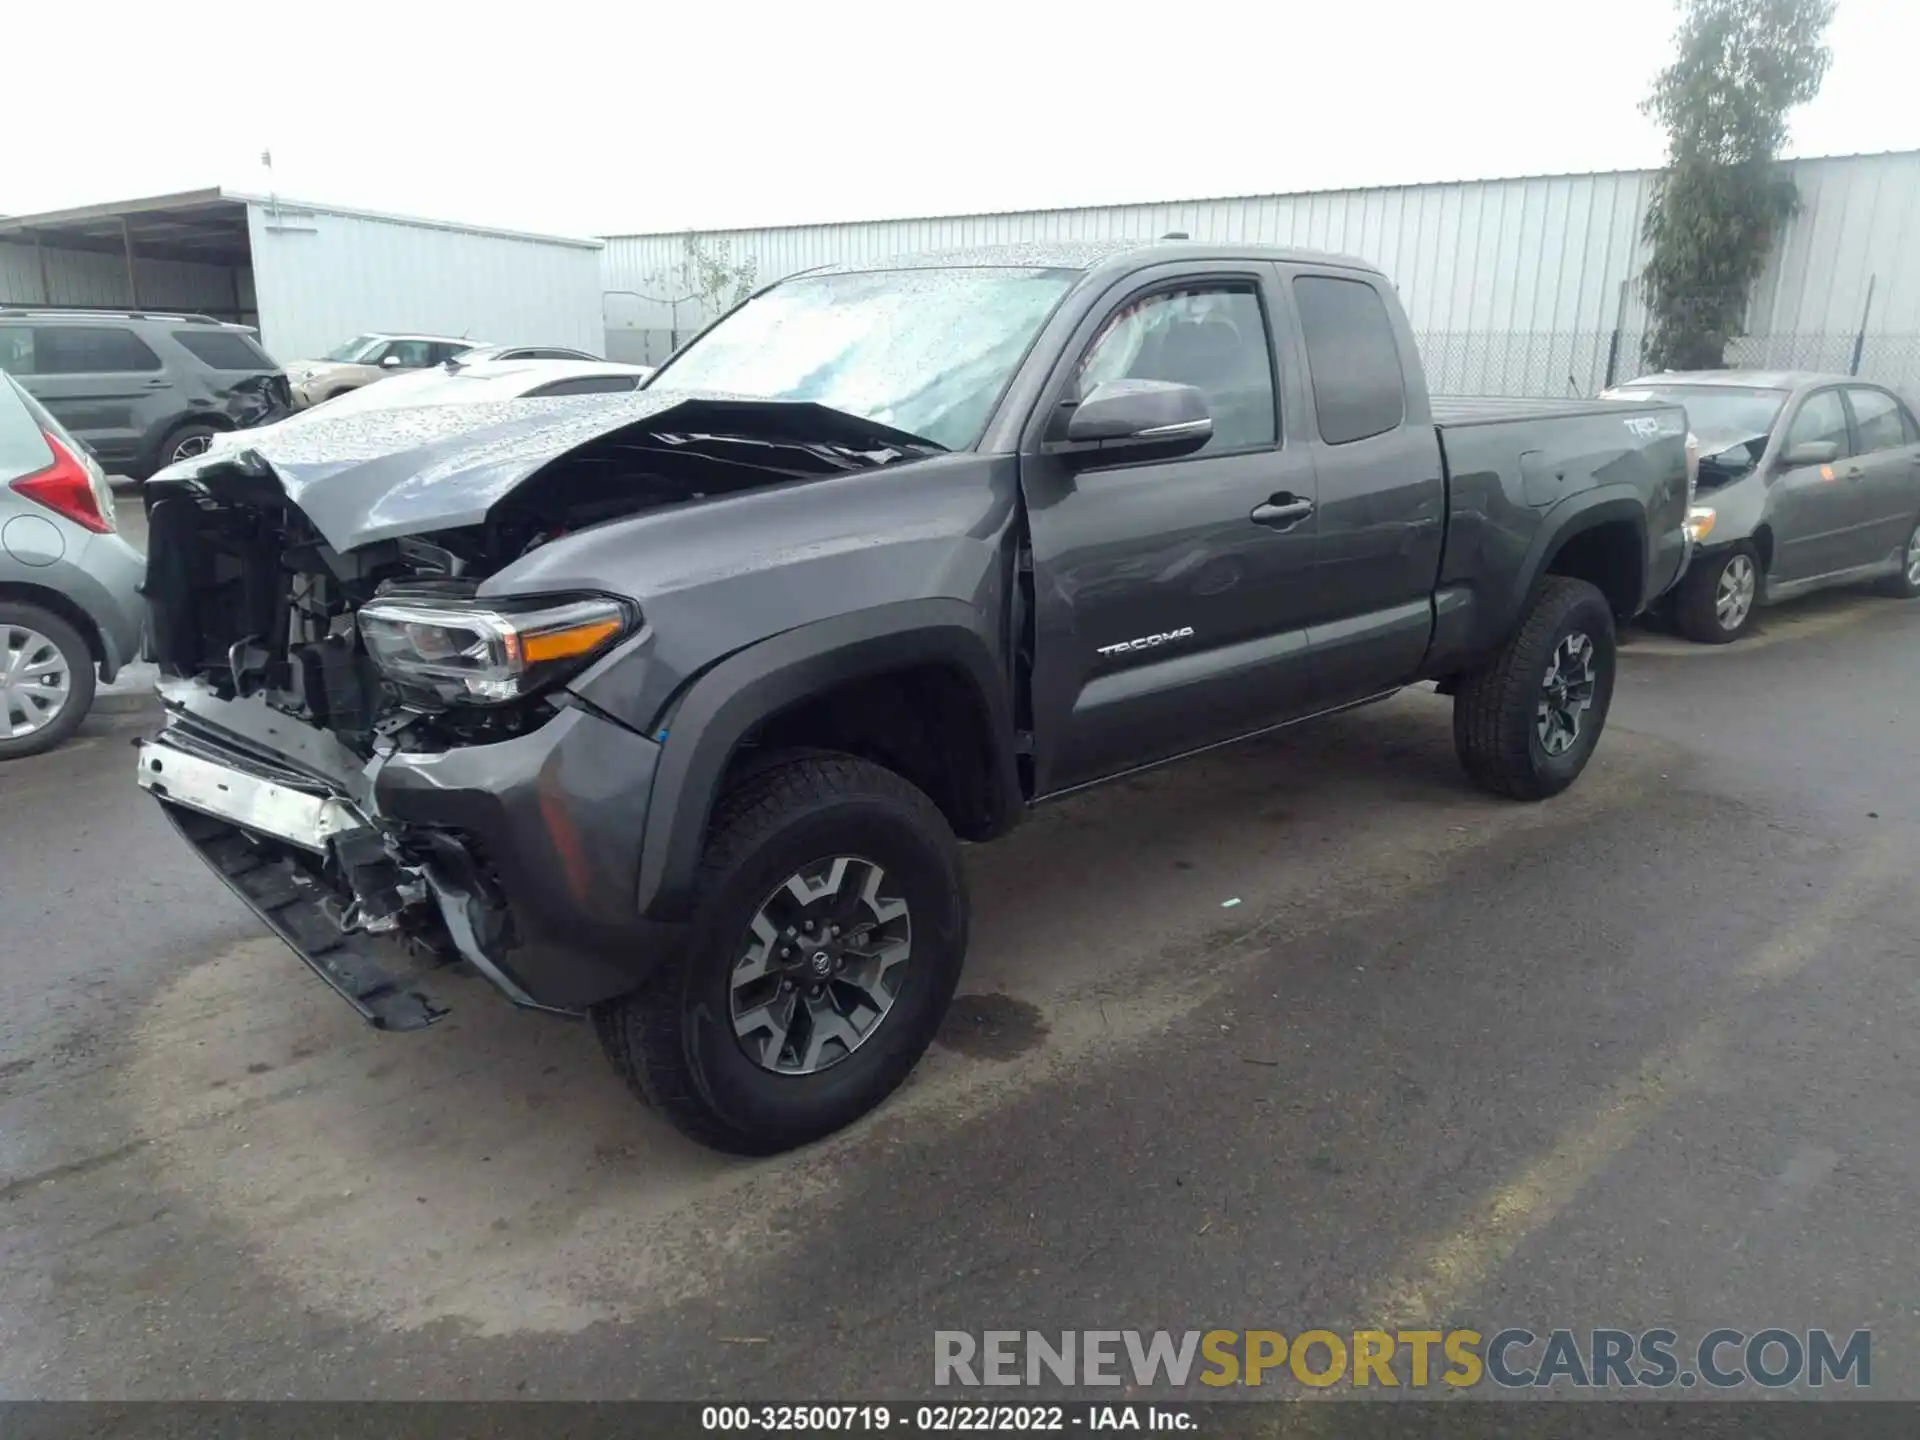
[0,188,253,268]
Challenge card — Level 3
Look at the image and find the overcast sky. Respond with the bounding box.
[8,0,1916,238]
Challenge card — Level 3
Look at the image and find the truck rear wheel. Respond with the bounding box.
[594,752,968,1154]
[1452,576,1616,801]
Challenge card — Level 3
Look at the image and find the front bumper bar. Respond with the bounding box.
[138,736,364,853]
[138,693,683,1027]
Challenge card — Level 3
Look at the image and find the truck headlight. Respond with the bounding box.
[358,595,630,705]
[1685,506,1716,542]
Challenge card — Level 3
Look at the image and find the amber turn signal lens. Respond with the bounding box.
[521,617,624,663]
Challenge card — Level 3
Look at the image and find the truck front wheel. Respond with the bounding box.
[1452,576,1617,801]
[594,752,968,1154]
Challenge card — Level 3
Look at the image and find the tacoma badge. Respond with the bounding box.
[1097,626,1196,657]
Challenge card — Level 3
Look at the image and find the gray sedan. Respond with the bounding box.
[0,375,147,757]
[1604,371,1920,642]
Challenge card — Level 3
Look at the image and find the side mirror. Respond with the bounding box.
[380,354,403,368]
[1050,380,1213,467]
[1781,439,1839,468]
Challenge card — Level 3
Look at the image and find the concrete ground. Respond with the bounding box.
[3,579,1917,1401]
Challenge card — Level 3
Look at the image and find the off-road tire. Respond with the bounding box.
[1674,543,1762,643]
[594,752,968,1154]
[1452,576,1616,801]
[0,601,95,761]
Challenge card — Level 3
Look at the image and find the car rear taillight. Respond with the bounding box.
[11,432,114,534]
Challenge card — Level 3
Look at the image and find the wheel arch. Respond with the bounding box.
[635,599,1022,921]
[1521,491,1648,623]
[0,581,106,666]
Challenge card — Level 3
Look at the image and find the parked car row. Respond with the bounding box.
[1602,370,1920,642]
[280,336,614,408]
[0,317,641,757]
[0,308,290,480]
[0,375,147,758]
[0,310,623,479]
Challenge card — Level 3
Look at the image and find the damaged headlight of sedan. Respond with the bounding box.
[358,594,631,705]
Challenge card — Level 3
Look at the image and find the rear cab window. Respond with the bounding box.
[1292,275,1407,445]
[172,329,277,371]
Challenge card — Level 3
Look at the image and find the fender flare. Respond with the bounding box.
[635,598,1021,921]
[1507,487,1649,624]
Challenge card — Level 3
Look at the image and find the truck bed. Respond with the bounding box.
[1426,390,1691,652]
[1430,394,1643,427]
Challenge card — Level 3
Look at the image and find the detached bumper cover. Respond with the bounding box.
[157,801,454,1031]
[373,705,681,1009]
[139,696,681,1025]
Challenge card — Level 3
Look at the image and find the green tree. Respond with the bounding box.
[680,234,758,324]
[1639,0,1834,372]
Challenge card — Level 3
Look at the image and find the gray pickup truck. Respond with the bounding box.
[137,241,1692,1153]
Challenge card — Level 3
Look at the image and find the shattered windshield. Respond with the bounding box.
[1609,384,1788,439]
[323,334,386,363]
[651,267,1079,450]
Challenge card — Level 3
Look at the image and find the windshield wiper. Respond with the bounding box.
[821,439,942,468]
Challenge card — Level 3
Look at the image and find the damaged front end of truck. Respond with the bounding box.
[135,391,942,1028]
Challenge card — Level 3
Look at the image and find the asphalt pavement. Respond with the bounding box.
[3,584,1918,1402]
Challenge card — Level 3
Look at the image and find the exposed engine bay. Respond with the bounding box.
[145,399,941,757]
[137,398,941,1028]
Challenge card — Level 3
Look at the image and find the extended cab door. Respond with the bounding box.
[1019,263,1323,795]
[1279,268,1445,706]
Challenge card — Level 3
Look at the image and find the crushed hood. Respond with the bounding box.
[1693,426,1771,461]
[146,390,939,552]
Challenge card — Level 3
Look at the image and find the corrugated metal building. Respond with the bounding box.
[0,189,605,363]
[602,150,1920,396]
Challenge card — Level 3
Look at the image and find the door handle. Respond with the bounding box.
[143,378,172,388]
[1251,495,1314,530]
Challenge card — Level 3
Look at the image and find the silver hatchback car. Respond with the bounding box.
[0,374,147,757]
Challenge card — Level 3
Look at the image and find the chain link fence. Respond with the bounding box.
[1415,329,1920,400]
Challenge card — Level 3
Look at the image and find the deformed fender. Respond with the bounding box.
[634,597,1022,921]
